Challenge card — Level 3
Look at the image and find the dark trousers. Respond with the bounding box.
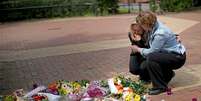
[129,52,186,89]
[129,53,150,81]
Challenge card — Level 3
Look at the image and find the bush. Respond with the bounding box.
[160,0,193,12]
[0,0,98,21]
[97,0,119,15]
[149,0,158,12]
[0,0,119,22]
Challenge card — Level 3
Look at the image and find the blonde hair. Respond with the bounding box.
[136,11,157,29]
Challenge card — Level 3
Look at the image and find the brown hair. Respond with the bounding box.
[136,11,157,29]
[130,23,144,35]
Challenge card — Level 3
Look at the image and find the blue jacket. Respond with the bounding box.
[140,20,186,57]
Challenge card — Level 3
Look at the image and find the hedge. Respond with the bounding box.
[0,0,119,22]
[159,0,193,12]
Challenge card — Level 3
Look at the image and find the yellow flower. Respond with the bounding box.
[58,88,69,95]
[134,94,141,101]
[72,82,81,88]
[125,93,133,101]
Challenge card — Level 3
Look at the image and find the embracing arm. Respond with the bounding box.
[140,34,166,57]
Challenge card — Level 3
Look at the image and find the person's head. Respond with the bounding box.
[130,23,144,36]
[136,11,157,32]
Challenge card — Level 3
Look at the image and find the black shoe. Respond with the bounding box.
[148,88,158,91]
[165,71,175,83]
[148,88,166,95]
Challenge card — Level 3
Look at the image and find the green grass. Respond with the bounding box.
[118,7,139,14]
[118,7,129,14]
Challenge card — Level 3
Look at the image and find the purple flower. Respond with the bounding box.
[86,83,106,98]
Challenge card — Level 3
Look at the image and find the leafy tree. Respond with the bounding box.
[0,0,119,21]
[97,0,119,15]
[160,0,193,12]
[149,0,158,12]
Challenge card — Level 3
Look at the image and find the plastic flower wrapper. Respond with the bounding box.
[81,80,110,101]
[81,92,94,101]
[67,93,83,101]
[37,93,62,101]
[68,85,87,101]
[86,81,107,98]
[23,85,46,100]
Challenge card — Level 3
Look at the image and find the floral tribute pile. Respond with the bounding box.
[1,75,150,101]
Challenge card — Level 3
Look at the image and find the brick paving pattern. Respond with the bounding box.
[0,10,201,100]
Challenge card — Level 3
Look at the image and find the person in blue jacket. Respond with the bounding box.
[129,11,186,95]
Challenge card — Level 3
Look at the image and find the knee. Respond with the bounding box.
[140,61,148,70]
[129,63,140,75]
[146,52,158,62]
[130,60,151,75]
[140,59,157,69]
[141,59,160,71]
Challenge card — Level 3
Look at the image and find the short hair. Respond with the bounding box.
[136,11,157,29]
[130,23,144,35]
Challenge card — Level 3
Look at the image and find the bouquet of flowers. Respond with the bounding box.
[107,75,147,101]
[0,75,149,101]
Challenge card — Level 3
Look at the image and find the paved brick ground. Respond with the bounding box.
[150,85,201,101]
[0,10,201,101]
[0,16,133,50]
[0,15,197,51]
[0,48,130,94]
